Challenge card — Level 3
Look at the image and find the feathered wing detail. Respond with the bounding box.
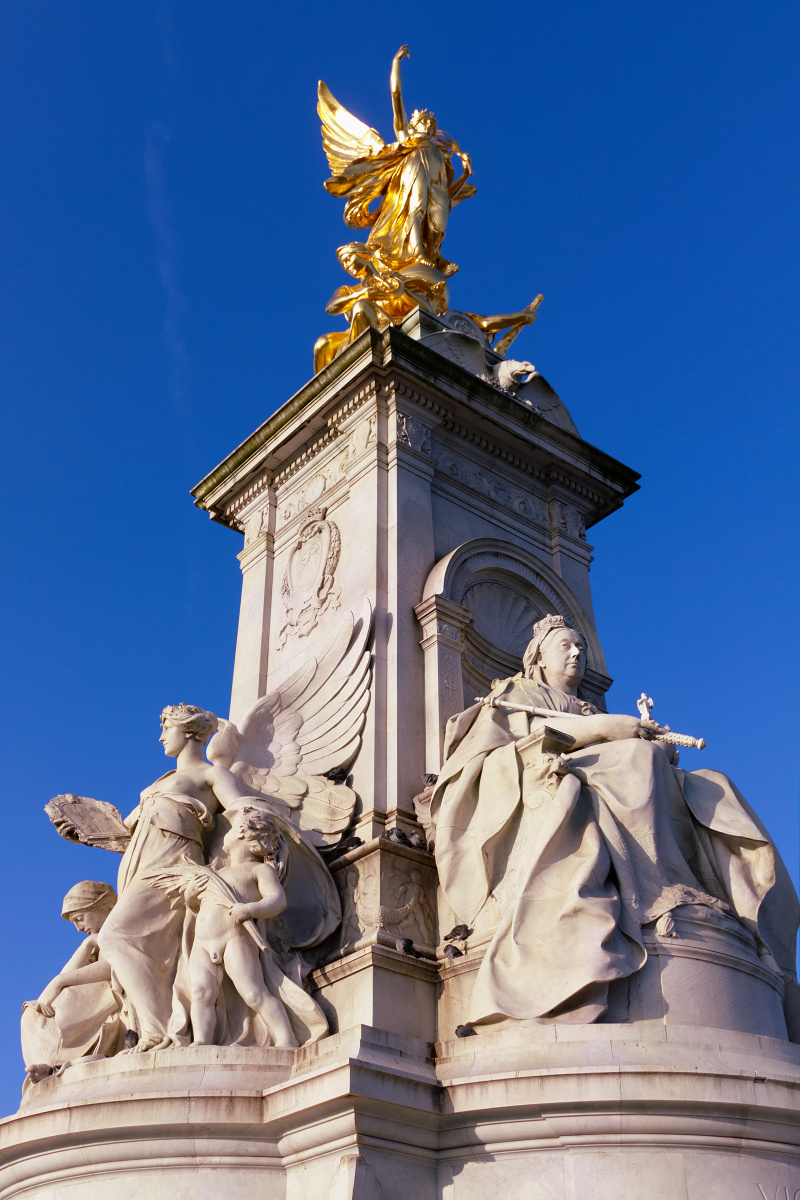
[318,81,385,176]
[231,600,373,846]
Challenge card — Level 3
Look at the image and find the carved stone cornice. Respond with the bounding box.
[414,595,473,649]
[272,427,341,489]
[223,472,272,528]
[192,324,640,532]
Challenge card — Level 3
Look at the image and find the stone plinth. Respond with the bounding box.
[311,835,439,1042]
[439,904,790,1045]
[2,1024,798,1198]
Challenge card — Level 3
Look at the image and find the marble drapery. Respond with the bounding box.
[431,674,800,1033]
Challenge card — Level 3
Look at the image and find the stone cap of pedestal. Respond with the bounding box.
[190,323,640,534]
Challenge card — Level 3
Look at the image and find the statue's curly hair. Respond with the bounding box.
[231,806,282,863]
[160,702,218,744]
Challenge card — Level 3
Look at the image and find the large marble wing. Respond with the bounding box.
[318,82,385,176]
[230,600,373,847]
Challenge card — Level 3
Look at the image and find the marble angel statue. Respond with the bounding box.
[45,603,372,1056]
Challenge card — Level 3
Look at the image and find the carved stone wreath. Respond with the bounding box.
[278,506,341,646]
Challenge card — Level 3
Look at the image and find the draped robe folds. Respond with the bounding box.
[324,132,476,273]
[431,674,800,1034]
[97,783,215,1042]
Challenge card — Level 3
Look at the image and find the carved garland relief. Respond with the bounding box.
[277,414,376,531]
[340,859,435,951]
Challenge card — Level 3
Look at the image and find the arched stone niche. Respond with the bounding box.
[415,538,612,770]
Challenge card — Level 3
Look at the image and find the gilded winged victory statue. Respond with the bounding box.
[315,46,541,373]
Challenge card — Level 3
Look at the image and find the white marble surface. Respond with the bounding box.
[3,1024,798,1198]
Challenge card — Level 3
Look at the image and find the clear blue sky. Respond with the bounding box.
[1,2,798,1112]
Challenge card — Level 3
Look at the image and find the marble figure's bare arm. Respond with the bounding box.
[230,865,287,924]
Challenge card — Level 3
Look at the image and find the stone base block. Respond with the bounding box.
[1,1025,797,1199]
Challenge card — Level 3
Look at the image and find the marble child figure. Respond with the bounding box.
[21,882,123,1081]
[431,614,800,1034]
[96,703,255,1053]
[187,807,298,1048]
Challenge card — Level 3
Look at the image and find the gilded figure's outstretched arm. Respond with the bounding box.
[391,45,410,140]
[448,148,472,207]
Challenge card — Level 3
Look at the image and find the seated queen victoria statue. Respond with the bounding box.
[430,615,800,1037]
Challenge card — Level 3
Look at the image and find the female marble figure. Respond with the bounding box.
[22,882,123,1080]
[97,703,254,1053]
[431,614,800,1034]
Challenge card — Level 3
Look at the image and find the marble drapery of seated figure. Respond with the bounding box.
[21,882,124,1085]
[430,615,800,1036]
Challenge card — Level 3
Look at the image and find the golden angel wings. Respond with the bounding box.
[314,49,476,373]
[318,82,384,180]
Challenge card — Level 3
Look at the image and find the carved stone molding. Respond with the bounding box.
[432,445,548,529]
[394,412,432,455]
[224,471,271,527]
[328,378,381,429]
[276,415,377,533]
[414,594,474,770]
[277,506,341,646]
[272,428,341,490]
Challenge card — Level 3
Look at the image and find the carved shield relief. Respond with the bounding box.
[278,506,341,645]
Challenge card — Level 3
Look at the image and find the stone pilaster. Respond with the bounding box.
[229,484,275,725]
[413,594,473,771]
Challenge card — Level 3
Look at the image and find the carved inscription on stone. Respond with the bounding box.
[432,446,548,527]
[278,506,341,646]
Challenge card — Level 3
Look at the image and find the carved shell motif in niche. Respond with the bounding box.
[462,581,544,660]
[277,506,341,646]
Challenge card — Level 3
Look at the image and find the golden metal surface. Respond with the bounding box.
[316,47,541,373]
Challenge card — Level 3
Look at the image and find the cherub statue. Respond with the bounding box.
[162,807,326,1048]
[21,882,124,1083]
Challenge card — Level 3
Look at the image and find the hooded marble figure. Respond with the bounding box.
[21,882,123,1083]
[430,615,800,1035]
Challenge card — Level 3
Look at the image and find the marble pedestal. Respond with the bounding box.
[1,1023,798,1199]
